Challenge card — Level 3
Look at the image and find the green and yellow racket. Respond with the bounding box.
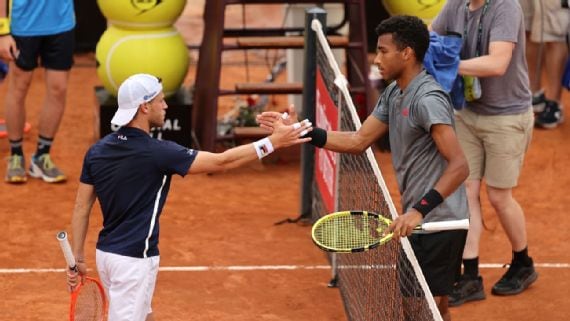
[311,211,469,253]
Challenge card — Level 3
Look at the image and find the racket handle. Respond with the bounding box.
[421,219,469,231]
[56,231,77,270]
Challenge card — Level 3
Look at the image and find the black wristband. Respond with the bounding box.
[412,189,444,218]
[302,126,327,148]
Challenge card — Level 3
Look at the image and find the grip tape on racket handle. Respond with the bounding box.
[56,231,77,270]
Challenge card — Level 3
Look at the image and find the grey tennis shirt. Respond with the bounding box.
[372,70,468,224]
[431,0,532,115]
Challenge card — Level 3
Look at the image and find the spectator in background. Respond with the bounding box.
[431,0,537,306]
[521,0,569,128]
[0,0,75,183]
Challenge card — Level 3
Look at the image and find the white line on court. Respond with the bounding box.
[0,263,569,274]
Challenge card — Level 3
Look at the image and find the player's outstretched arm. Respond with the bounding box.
[259,108,388,154]
[188,119,312,174]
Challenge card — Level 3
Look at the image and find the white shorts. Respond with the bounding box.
[96,250,160,321]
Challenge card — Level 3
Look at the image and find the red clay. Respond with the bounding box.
[0,2,568,321]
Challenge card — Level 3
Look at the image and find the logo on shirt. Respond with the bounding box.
[401,107,410,117]
[118,135,128,141]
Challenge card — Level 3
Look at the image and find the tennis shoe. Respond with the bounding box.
[532,91,546,113]
[29,154,66,183]
[5,154,27,183]
[535,100,563,129]
[491,259,538,296]
[448,275,486,307]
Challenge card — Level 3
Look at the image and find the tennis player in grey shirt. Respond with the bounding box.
[258,15,469,321]
[371,70,469,227]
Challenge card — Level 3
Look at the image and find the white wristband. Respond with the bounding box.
[253,137,274,159]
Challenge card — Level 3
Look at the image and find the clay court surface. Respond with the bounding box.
[1,2,569,321]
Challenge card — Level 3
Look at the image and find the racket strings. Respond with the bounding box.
[74,281,105,321]
[314,214,390,250]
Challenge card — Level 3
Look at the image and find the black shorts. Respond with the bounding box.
[13,29,75,71]
[408,230,467,296]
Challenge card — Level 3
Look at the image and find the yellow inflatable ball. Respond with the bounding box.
[96,26,189,97]
[97,0,186,29]
[381,0,446,23]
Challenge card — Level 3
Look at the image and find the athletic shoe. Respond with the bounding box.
[535,100,564,129]
[29,154,67,183]
[5,155,27,183]
[448,275,486,307]
[532,91,546,113]
[491,259,538,296]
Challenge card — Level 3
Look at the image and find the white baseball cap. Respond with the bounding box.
[111,74,163,126]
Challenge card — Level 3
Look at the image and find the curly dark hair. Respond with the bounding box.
[374,15,430,63]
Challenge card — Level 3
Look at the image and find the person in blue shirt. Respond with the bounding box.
[65,74,312,321]
[0,0,75,184]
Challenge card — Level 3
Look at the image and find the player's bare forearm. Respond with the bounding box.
[189,121,311,174]
[430,124,469,198]
[324,116,387,154]
[323,131,366,153]
[71,183,96,262]
[192,144,264,174]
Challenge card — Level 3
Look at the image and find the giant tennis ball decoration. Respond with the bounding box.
[382,0,446,23]
[97,0,186,29]
[96,26,189,97]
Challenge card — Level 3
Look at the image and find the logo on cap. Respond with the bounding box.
[143,91,158,101]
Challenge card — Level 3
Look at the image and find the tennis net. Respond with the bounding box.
[308,18,442,321]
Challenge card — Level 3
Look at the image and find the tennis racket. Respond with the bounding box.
[57,231,107,321]
[312,210,469,253]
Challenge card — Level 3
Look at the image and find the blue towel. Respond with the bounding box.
[423,31,465,110]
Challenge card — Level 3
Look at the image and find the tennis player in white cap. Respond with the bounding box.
[66,73,312,321]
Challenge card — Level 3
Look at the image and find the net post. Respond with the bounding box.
[299,8,327,220]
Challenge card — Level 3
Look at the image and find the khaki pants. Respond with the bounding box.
[455,108,534,188]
